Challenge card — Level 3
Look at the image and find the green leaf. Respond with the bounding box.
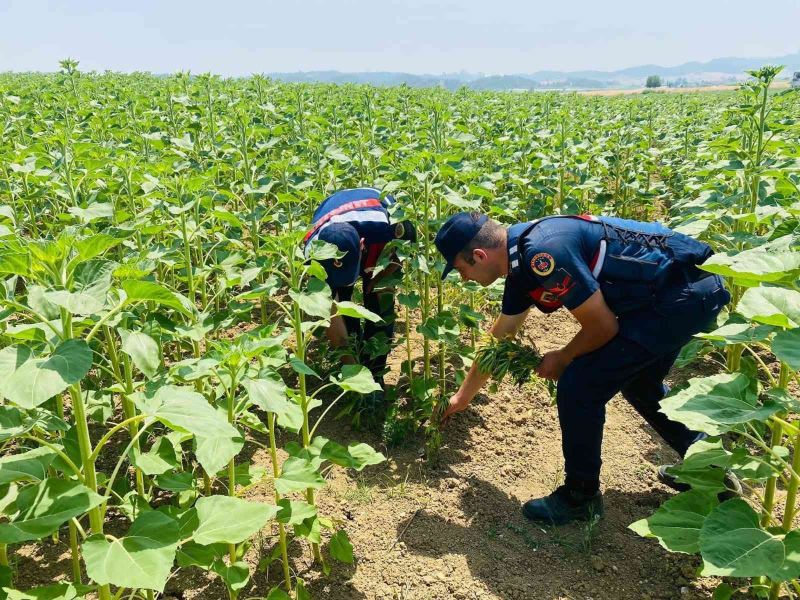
[265,588,292,600]
[659,373,776,435]
[699,498,793,579]
[2,340,92,409]
[339,442,386,471]
[27,286,62,320]
[122,280,191,316]
[305,240,342,261]
[74,233,124,262]
[711,582,734,600]
[130,437,179,476]
[666,464,726,494]
[289,278,332,319]
[0,406,37,442]
[417,312,460,342]
[0,447,56,484]
[289,357,319,378]
[192,496,278,545]
[293,515,321,544]
[295,579,311,600]
[701,249,800,285]
[443,186,481,210]
[85,390,113,424]
[728,445,789,481]
[275,457,326,495]
[82,511,180,592]
[335,301,382,322]
[696,322,775,345]
[331,365,381,394]
[0,479,104,543]
[119,329,161,378]
[318,439,385,471]
[0,346,31,381]
[135,385,242,475]
[772,328,800,371]
[0,251,30,277]
[4,583,92,600]
[153,471,195,493]
[176,541,224,569]
[44,261,115,316]
[0,483,19,515]
[211,560,250,593]
[397,292,421,309]
[241,373,304,431]
[736,287,800,329]
[68,203,114,224]
[629,490,717,554]
[276,499,317,526]
[329,529,354,563]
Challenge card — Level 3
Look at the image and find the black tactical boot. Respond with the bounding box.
[522,484,604,526]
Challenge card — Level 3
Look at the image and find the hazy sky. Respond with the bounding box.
[1,0,798,75]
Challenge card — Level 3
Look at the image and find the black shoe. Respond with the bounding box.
[522,485,604,526]
[657,464,742,501]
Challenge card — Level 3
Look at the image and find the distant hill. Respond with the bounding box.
[268,51,800,91]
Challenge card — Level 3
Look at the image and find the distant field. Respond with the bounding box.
[580,79,791,95]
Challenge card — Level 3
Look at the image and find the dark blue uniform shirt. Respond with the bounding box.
[503,216,605,315]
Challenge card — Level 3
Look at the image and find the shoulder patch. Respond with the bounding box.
[394,222,405,239]
[531,252,555,276]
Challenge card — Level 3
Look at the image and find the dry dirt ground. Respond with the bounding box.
[13,309,734,600]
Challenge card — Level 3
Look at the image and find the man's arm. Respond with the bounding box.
[441,309,530,424]
[536,289,618,380]
[326,313,357,364]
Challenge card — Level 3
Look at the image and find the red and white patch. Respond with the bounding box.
[531,252,555,276]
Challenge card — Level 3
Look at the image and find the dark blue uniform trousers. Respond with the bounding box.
[556,273,730,485]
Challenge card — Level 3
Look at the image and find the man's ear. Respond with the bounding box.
[473,248,488,262]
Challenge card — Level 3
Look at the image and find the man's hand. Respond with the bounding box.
[440,392,470,427]
[536,349,572,380]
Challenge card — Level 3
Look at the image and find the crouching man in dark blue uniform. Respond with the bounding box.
[304,187,416,387]
[434,212,732,525]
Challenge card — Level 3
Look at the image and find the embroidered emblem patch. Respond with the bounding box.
[531,252,555,276]
[394,222,405,239]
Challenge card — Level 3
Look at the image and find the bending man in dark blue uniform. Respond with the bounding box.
[434,212,732,525]
[304,187,416,387]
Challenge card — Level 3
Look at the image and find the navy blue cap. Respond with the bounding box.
[434,212,489,279]
[316,223,361,288]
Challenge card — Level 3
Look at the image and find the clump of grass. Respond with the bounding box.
[475,335,543,387]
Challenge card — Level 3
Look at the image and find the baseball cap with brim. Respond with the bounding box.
[316,222,361,288]
[434,212,488,280]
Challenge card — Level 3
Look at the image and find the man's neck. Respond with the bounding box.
[499,229,509,277]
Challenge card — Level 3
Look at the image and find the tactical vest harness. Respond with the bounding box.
[508,215,713,315]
